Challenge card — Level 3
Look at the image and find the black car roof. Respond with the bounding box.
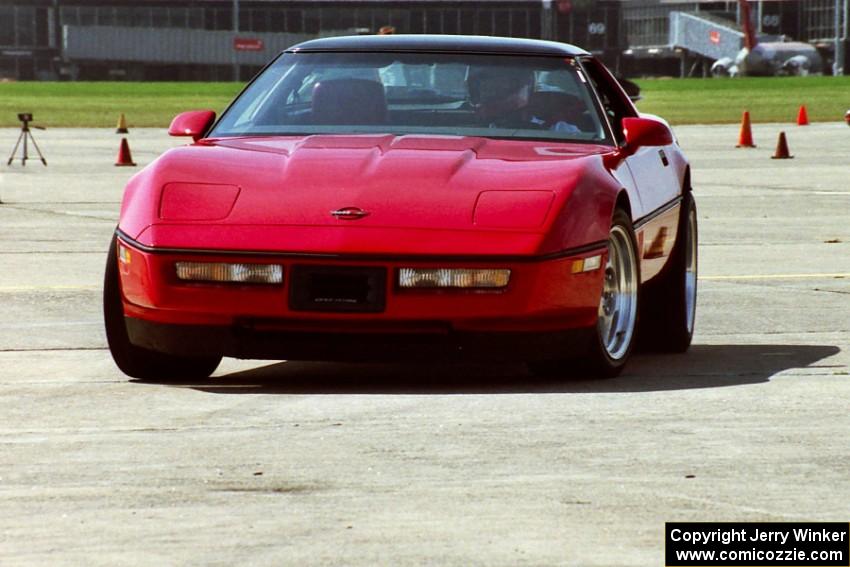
[287,35,590,57]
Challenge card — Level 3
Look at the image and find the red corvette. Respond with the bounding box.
[104,35,697,380]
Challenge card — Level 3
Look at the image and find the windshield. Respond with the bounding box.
[211,52,610,144]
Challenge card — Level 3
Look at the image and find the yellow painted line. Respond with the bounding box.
[702,273,849,281]
[0,284,100,293]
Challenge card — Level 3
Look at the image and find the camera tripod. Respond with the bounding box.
[7,116,47,167]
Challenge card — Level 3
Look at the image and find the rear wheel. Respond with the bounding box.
[638,191,697,352]
[103,237,221,381]
[530,208,639,378]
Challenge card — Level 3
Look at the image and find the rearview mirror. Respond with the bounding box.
[168,110,216,142]
[622,116,674,148]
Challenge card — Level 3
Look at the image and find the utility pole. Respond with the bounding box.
[836,0,845,75]
[541,0,553,41]
[845,0,849,40]
[233,0,240,82]
[840,0,849,74]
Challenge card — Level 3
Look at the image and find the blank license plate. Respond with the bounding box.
[289,265,387,313]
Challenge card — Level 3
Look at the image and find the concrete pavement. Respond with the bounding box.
[0,123,848,566]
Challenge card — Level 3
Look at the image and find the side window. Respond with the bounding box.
[579,58,636,145]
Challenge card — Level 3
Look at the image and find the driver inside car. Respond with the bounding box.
[467,66,582,134]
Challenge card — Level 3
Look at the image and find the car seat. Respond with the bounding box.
[311,79,387,125]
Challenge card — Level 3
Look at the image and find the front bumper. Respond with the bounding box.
[126,317,594,362]
[115,233,605,361]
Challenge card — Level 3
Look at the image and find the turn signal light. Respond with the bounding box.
[398,268,510,289]
[571,255,602,274]
[175,262,283,284]
[117,243,132,265]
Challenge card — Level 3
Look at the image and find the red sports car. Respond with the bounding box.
[104,35,697,380]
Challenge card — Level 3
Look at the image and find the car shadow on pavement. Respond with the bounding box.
[168,344,843,395]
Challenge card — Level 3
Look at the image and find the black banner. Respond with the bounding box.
[666,522,850,566]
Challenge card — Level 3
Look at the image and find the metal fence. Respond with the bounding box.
[669,11,743,61]
[623,1,700,48]
[56,3,544,37]
[802,0,841,41]
[1,0,846,80]
[63,25,313,66]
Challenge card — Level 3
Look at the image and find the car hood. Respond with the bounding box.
[123,134,617,256]
[153,134,608,229]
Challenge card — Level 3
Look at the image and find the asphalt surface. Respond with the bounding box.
[1,122,848,566]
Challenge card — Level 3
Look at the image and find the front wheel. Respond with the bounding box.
[529,208,639,378]
[584,209,640,377]
[103,237,221,381]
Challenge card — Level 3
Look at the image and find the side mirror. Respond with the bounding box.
[168,110,216,142]
[622,116,674,148]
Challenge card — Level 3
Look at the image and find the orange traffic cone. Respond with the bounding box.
[796,105,809,126]
[115,137,136,166]
[116,113,129,134]
[736,111,756,147]
[771,131,793,159]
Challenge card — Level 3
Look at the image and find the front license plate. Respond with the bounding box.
[289,265,387,313]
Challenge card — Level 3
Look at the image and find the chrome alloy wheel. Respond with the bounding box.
[684,206,698,334]
[597,225,639,361]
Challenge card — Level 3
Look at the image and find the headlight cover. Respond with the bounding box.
[398,268,510,289]
[175,262,283,284]
[159,183,240,221]
[473,191,554,229]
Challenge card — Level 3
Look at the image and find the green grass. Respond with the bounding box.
[1,76,848,128]
[0,82,242,128]
[633,76,850,125]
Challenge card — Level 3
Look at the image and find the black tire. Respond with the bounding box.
[638,191,698,353]
[103,237,221,381]
[529,208,640,379]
